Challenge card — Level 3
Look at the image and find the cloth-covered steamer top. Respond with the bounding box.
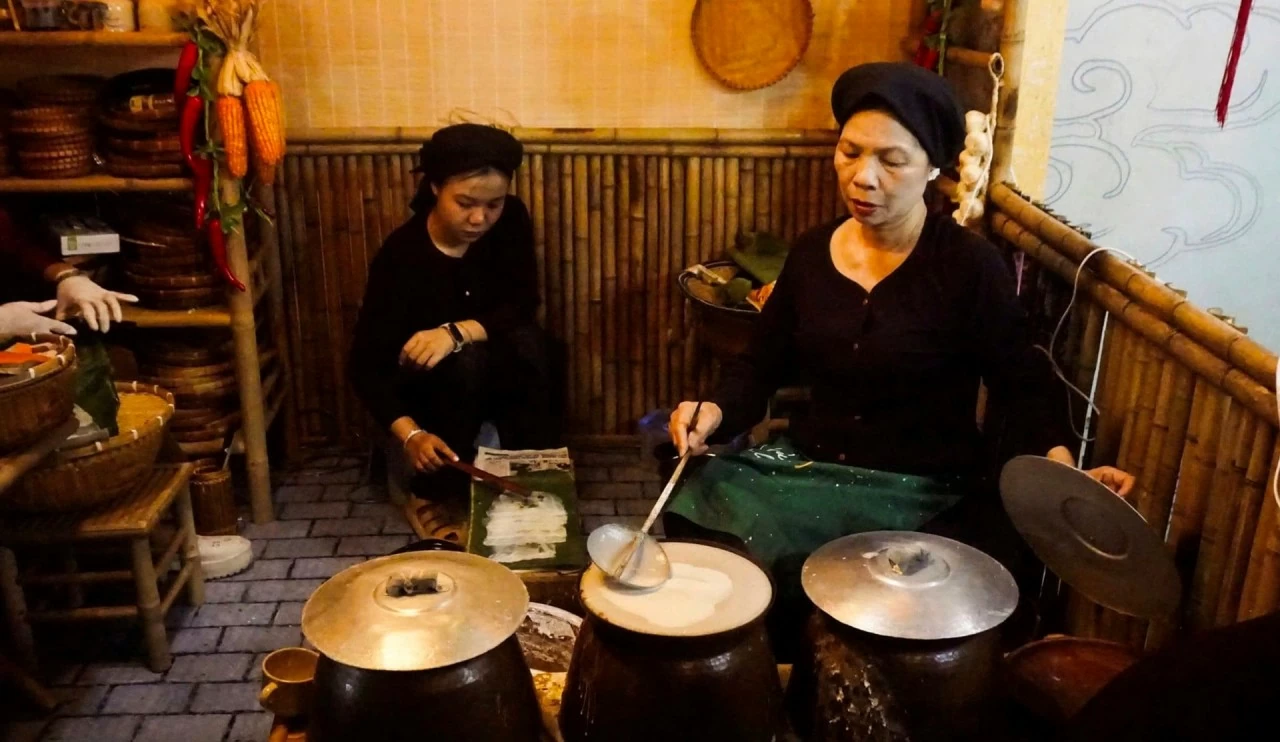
[580,541,773,637]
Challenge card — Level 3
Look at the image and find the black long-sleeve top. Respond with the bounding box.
[712,212,1072,479]
[348,195,538,429]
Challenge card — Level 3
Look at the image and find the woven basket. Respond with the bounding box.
[5,382,175,513]
[691,0,814,91]
[0,334,77,453]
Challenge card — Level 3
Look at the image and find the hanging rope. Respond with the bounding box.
[1216,0,1255,126]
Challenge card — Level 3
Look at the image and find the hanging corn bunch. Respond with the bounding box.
[199,0,284,185]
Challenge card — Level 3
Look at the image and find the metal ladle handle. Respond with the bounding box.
[638,401,703,536]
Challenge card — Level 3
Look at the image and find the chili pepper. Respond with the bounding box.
[179,93,203,169]
[174,40,199,101]
[192,156,212,230]
[206,219,246,292]
[914,10,944,69]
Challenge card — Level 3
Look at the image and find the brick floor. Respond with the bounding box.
[4,445,658,741]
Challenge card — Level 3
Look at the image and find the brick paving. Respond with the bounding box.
[0,443,658,741]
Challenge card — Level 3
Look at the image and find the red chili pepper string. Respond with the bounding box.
[206,219,246,292]
[1216,0,1254,127]
[174,41,198,101]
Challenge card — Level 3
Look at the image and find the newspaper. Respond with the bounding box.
[474,446,574,479]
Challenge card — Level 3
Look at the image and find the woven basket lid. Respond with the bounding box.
[691,0,814,91]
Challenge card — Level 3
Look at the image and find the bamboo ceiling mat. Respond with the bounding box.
[0,463,194,543]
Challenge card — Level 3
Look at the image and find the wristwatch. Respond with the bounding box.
[443,322,465,353]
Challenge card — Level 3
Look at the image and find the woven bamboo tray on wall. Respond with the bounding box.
[271,129,845,449]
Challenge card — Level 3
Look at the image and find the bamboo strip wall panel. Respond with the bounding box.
[277,134,839,448]
[990,191,1280,648]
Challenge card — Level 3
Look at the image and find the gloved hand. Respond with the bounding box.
[0,300,77,336]
[55,275,138,333]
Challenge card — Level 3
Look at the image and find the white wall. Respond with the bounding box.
[1047,0,1279,350]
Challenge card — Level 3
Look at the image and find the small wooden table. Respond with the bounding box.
[0,463,205,672]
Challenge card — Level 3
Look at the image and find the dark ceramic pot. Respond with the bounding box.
[788,610,1003,742]
[308,634,541,742]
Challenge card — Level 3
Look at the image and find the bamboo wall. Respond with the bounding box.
[987,183,1280,646]
[273,128,844,449]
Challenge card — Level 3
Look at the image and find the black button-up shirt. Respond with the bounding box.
[712,212,1071,479]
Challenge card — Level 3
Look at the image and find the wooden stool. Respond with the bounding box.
[0,463,205,672]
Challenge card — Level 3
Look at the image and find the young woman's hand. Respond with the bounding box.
[403,430,458,473]
[399,327,455,370]
[670,401,723,456]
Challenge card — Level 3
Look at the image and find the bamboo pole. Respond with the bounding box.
[1188,404,1252,630]
[587,156,604,430]
[991,214,1278,425]
[658,157,673,408]
[770,158,784,237]
[741,158,755,233]
[1116,337,1156,476]
[674,157,691,407]
[616,155,631,429]
[726,157,741,245]
[807,158,822,234]
[991,185,1277,392]
[821,157,838,223]
[899,36,997,68]
[255,180,296,463]
[783,158,797,241]
[1138,362,1196,529]
[278,158,307,455]
[1238,442,1280,619]
[1215,423,1277,624]
[713,157,726,261]
[545,155,563,346]
[645,156,659,415]
[221,178,271,523]
[756,159,771,235]
[561,155,577,424]
[1093,320,1132,465]
[296,156,323,442]
[288,126,840,147]
[991,0,1026,186]
[574,155,591,429]
[602,156,618,433]
[532,155,548,328]
[630,155,646,423]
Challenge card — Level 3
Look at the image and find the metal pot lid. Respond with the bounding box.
[301,551,529,671]
[802,531,1019,640]
[999,455,1181,619]
[580,541,773,637]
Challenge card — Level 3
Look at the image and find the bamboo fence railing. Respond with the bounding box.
[988,184,1279,648]
[274,128,843,449]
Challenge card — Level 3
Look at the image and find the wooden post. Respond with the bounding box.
[175,482,206,607]
[223,178,273,523]
[0,547,37,671]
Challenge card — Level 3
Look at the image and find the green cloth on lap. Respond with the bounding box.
[666,439,964,602]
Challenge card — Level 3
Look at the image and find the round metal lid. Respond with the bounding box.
[999,455,1181,619]
[802,531,1019,640]
[301,551,529,671]
[580,541,773,637]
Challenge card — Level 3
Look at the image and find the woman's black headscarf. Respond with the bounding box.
[409,124,524,213]
[830,62,965,168]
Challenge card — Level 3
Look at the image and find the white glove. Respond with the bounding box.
[55,275,138,333]
[0,300,77,336]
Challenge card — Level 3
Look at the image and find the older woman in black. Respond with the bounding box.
[665,63,1133,595]
[349,124,558,498]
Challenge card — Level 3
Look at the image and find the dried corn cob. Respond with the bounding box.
[216,95,248,177]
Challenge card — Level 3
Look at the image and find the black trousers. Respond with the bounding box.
[401,324,561,499]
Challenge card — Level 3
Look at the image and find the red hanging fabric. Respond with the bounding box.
[1216,0,1255,126]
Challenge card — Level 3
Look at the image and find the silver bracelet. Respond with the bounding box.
[402,429,426,448]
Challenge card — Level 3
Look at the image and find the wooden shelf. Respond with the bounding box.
[0,175,191,194]
[120,305,231,328]
[0,31,188,48]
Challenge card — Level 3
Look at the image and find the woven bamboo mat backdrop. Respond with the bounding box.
[273,131,844,448]
[251,0,915,130]
[989,185,1280,648]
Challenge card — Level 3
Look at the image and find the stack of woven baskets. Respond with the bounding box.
[98,69,184,179]
[134,330,242,463]
[7,75,103,180]
[119,203,222,310]
[1,334,175,514]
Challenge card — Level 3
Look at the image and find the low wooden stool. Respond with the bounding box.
[0,463,205,672]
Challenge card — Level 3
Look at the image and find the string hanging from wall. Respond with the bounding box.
[1216,1,1255,126]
